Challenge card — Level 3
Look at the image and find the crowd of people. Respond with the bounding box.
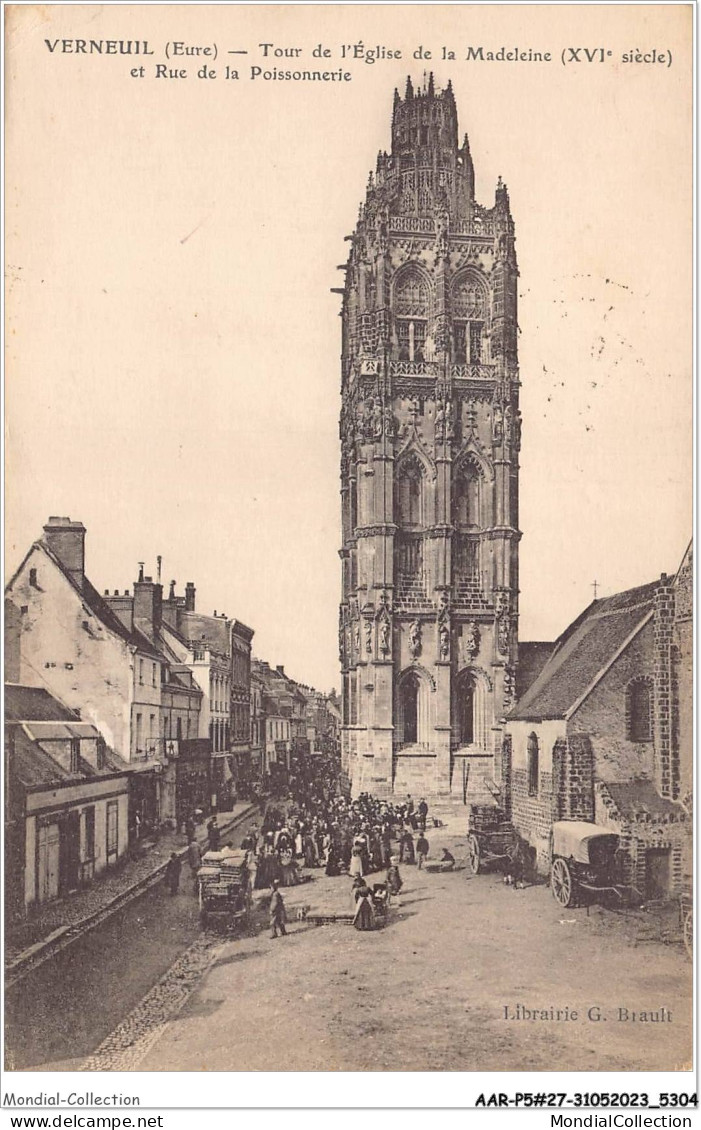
[237,781,458,924]
[182,758,461,936]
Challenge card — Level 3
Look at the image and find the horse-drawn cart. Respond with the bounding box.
[550,821,632,908]
[198,848,251,929]
[466,805,517,875]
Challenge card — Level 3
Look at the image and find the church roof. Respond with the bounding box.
[516,642,553,700]
[508,581,657,723]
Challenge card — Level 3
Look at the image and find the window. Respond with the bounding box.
[152,663,157,687]
[96,737,106,770]
[106,801,118,863]
[135,712,143,754]
[396,461,424,528]
[527,733,539,796]
[176,716,183,741]
[628,679,652,742]
[397,318,427,362]
[395,270,429,362]
[84,806,95,862]
[453,277,487,364]
[455,463,481,529]
[469,322,484,363]
[70,737,80,774]
[139,659,144,685]
[29,567,38,587]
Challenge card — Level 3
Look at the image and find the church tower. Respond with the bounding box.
[339,77,521,799]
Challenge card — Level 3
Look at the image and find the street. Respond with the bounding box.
[7,814,691,1073]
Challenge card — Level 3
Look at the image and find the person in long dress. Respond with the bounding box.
[352,880,376,931]
[386,856,403,896]
[325,846,341,877]
[349,846,364,879]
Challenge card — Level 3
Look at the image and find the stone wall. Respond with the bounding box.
[595,781,691,898]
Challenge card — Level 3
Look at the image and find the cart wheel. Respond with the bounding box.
[467,833,481,875]
[551,857,578,908]
[683,909,692,959]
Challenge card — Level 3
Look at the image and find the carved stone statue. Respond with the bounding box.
[463,621,480,661]
[439,620,450,661]
[434,315,450,354]
[435,210,449,259]
[371,397,383,439]
[379,615,391,655]
[503,666,516,707]
[409,619,422,659]
[492,403,503,443]
[498,615,510,657]
[444,399,456,440]
[353,620,361,654]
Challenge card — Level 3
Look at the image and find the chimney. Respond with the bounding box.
[42,517,86,587]
[162,580,179,630]
[277,665,285,676]
[185,581,196,612]
[103,589,134,632]
[134,575,162,642]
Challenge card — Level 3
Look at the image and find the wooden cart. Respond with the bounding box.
[466,804,516,875]
[549,821,624,908]
[198,849,252,929]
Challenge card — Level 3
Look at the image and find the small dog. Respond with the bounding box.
[296,905,310,921]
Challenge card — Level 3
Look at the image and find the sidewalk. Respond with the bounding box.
[5,801,260,976]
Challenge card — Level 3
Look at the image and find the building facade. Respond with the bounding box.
[5,685,131,919]
[503,549,692,899]
[339,77,521,798]
[5,519,165,832]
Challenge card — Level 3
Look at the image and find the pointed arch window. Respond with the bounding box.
[395,271,430,362]
[455,460,482,530]
[453,277,488,364]
[396,457,425,529]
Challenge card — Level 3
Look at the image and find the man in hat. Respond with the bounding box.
[187,837,202,894]
[165,852,181,896]
[269,879,287,938]
[416,830,429,870]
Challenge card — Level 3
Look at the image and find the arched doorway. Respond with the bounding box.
[453,667,489,750]
[396,668,433,748]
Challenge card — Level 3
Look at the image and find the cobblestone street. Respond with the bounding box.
[8,813,691,1074]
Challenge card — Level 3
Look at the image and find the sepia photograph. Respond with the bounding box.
[3,1,694,1088]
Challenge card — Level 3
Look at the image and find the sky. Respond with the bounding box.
[5,4,692,692]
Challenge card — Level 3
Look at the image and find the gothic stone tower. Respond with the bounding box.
[339,76,521,799]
